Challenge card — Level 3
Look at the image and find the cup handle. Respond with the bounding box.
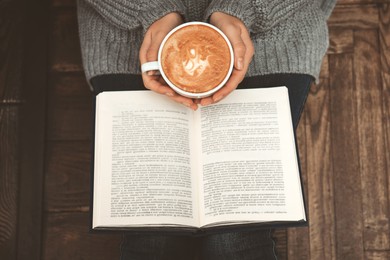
[141,61,160,73]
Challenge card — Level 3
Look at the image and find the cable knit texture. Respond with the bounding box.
[77,0,336,86]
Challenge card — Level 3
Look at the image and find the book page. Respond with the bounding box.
[93,91,199,228]
[197,87,306,226]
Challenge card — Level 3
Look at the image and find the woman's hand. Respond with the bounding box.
[199,12,254,106]
[139,12,198,110]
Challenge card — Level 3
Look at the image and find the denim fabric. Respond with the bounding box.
[91,73,313,260]
[199,229,277,260]
[120,229,277,260]
[120,234,197,260]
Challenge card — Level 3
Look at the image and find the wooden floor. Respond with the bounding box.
[1,0,389,259]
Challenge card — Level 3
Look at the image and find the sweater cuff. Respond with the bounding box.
[137,0,187,33]
[320,0,337,19]
[204,0,256,33]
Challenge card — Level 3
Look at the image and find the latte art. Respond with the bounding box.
[161,24,231,93]
[182,48,209,77]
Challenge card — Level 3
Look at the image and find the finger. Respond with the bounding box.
[240,28,255,62]
[231,40,246,70]
[199,96,214,106]
[142,74,175,96]
[143,75,198,110]
[212,69,246,103]
[221,25,246,71]
[169,94,198,111]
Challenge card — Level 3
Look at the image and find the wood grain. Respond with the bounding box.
[306,78,336,260]
[49,7,83,72]
[0,0,23,259]
[319,55,329,79]
[273,229,287,260]
[16,0,48,259]
[45,141,91,212]
[43,212,121,260]
[379,4,390,255]
[0,1,23,102]
[379,4,390,48]
[47,73,93,141]
[51,0,76,7]
[365,250,390,260]
[328,5,379,29]
[354,29,390,250]
[338,0,390,4]
[329,53,364,260]
[0,107,19,259]
[328,29,354,54]
[287,109,311,260]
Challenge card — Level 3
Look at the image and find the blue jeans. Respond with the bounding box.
[120,229,277,260]
[91,73,313,260]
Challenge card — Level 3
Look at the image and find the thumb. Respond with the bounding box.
[222,25,246,71]
[231,39,246,71]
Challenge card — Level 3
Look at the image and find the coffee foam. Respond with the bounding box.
[161,24,231,93]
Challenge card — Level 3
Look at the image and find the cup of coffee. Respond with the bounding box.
[141,22,234,99]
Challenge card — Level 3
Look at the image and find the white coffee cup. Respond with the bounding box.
[141,22,234,99]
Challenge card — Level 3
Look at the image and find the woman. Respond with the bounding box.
[77,0,336,259]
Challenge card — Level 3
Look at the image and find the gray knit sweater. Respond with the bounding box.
[77,0,336,85]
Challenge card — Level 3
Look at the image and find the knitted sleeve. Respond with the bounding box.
[204,0,322,33]
[319,0,337,19]
[80,0,187,32]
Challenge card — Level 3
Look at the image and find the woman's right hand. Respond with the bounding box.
[139,12,198,110]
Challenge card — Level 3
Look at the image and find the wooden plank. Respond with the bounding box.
[354,29,390,251]
[305,78,336,260]
[43,212,121,260]
[45,141,91,212]
[379,4,390,49]
[16,0,48,259]
[47,73,93,141]
[379,4,390,254]
[319,55,329,79]
[328,5,379,29]
[329,53,364,260]
[273,229,287,260]
[49,7,83,72]
[0,0,23,259]
[0,106,19,259]
[0,1,23,102]
[338,0,390,4]
[365,250,390,260]
[328,29,354,54]
[51,0,76,7]
[288,108,310,260]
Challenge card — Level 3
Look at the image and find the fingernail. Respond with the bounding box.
[213,95,224,103]
[165,92,174,97]
[147,71,155,76]
[202,99,213,106]
[237,58,244,70]
[182,102,191,108]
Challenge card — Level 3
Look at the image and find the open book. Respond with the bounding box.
[92,87,307,233]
